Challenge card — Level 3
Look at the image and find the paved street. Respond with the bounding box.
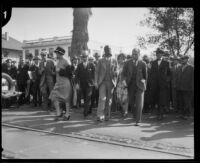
[2,126,190,159]
[2,105,194,159]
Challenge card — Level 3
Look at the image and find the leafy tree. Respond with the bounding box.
[137,8,194,56]
[70,8,92,58]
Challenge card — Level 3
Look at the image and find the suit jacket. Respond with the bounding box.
[39,59,55,87]
[151,59,171,88]
[75,62,95,88]
[122,59,147,91]
[176,64,194,91]
[17,65,29,85]
[95,57,118,87]
[29,64,41,82]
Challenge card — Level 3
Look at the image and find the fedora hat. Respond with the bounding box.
[54,46,65,55]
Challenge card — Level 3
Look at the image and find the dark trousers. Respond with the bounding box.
[81,85,93,116]
[32,81,42,106]
[91,86,99,107]
[17,83,26,105]
[177,90,193,116]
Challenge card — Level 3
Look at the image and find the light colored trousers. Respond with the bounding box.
[128,87,144,123]
[97,81,114,119]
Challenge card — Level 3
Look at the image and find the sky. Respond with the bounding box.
[2,8,156,54]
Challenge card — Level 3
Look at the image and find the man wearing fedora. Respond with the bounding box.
[122,48,148,126]
[75,50,95,118]
[151,48,171,120]
[29,56,42,107]
[176,55,194,120]
[94,45,118,122]
[39,51,55,111]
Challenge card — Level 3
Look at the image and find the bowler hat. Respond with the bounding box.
[54,46,65,55]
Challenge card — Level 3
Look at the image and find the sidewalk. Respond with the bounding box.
[2,105,194,158]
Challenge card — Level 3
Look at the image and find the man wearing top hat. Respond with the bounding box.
[151,48,171,120]
[176,55,194,120]
[94,45,118,122]
[75,50,95,118]
[39,50,55,111]
[29,56,42,107]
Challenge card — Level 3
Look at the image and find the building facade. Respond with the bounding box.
[22,36,124,60]
[2,32,23,64]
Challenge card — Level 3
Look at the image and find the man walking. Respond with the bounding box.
[95,45,118,122]
[75,51,95,118]
[122,48,147,126]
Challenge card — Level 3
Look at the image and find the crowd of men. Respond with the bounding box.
[2,45,194,125]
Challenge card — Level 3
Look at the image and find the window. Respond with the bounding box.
[49,48,54,55]
[35,49,39,57]
[25,50,29,59]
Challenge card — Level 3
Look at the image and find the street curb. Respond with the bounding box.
[2,123,193,158]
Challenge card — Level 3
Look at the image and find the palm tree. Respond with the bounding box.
[70,8,92,58]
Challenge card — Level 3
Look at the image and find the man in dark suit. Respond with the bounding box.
[122,48,148,126]
[75,51,95,118]
[10,61,18,80]
[151,48,171,120]
[17,60,29,105]
[29,56,42,107]
[176,55,194,120]
[39,51,55,111]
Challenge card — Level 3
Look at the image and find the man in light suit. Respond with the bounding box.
[94,45,118,122]
[122,48,148,126]
[39,51,55,111]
